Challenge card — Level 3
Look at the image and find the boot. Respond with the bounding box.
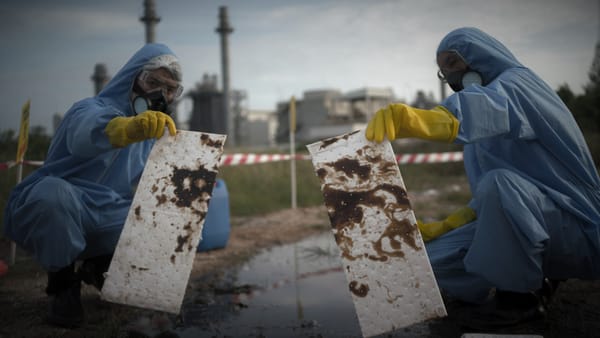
[79,254,112,290]
[46,264,84,327]
[457,288,547,331]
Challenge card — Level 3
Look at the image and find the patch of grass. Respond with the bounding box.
[217,157,324,217]
[400,162,466,191]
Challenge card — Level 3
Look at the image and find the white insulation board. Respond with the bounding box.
[306,130,446,337]
[101,130,226,314]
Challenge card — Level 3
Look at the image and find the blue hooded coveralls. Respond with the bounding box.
[3,44,178,272]
[425,28,600,303]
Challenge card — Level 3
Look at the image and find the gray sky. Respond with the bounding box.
[0,0,598,134]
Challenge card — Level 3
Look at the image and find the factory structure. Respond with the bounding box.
[85,0,441,148]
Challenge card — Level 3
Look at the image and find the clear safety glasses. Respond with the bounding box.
[139,70,184,99]
[437,69,448,83]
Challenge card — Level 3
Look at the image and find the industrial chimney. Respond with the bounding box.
[216,6,234,145]
[91,63,109,95]
[140,0,161,43]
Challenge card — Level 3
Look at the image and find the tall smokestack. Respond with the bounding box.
[91,63,109,95]
[216,6,234,145]
[140,0,161,43]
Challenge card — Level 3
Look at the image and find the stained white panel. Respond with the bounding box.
[101,130,226,314]
[306,130,446,337]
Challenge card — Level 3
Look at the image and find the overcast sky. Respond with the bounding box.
[0,0,598,134]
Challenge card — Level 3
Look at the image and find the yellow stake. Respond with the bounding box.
[290,96,296,133]
[16,99,30,164]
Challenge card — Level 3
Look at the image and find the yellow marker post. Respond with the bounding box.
[11,100,30,265]
[289,96,297,209]
[16,100,30,164]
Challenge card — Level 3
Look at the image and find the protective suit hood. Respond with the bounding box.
[437,27,524,85]
[97,43,178,116]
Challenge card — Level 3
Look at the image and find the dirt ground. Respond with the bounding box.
[2,205,600,338]
[0,206,331,338]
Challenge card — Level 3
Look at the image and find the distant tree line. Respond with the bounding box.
[556,44,600,166]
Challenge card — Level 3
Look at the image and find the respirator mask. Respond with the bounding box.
[437,50,483,92]
[443,69,482,92]
[132,81,172,115]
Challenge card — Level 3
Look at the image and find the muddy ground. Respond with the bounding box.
[1,205,600,338]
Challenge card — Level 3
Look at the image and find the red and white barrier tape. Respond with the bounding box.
[396,151,463,164]
[220,153,311,166]
[220,152,463,166]
[0,152,463,170]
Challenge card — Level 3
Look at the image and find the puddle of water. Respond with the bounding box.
[180,232,360,337]
[129,232,442,337]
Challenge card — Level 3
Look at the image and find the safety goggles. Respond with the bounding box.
[138,70,184,99]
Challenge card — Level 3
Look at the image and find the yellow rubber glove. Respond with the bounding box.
[105,110,177,148]
[365,103,459,143]
[417,206,476,242]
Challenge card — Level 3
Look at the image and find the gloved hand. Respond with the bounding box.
[417,206,476,242]
[365,103,459,143]
[105,110,177,148]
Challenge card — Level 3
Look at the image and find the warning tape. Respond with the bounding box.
[220,151,463,166]
[396,151,463,164]
[220,153,310,166]
[0,152,463,170]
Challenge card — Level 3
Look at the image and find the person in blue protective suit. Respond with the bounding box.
[366,27,600,329]
[3,43,182,327]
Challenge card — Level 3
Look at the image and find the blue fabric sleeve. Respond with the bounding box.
[65,102,119,158]
[443,80,536,144]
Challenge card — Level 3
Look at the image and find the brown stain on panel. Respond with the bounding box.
[130,265,149,271]
[173,221,195,252]
[372,218,419,259]
[318,130,360,150]
[316,168,327,181]
[156,194,168,206]
[200,133,223,148]
[170,165,217,217]
[134,205,142,220]
[334,231,358,261]
[319,153,418,262]
[319,137,339,150]
[323,183,409,232]
[174,234,190,252]
[330,158,371,181]
[167,163,217,253]
[349,281,370,297]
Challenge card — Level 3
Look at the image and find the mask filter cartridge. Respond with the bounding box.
[462,71,483,88]
[132,90,170,115]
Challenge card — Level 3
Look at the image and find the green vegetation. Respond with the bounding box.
[557,45,600,167]
[218,158,324,216]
